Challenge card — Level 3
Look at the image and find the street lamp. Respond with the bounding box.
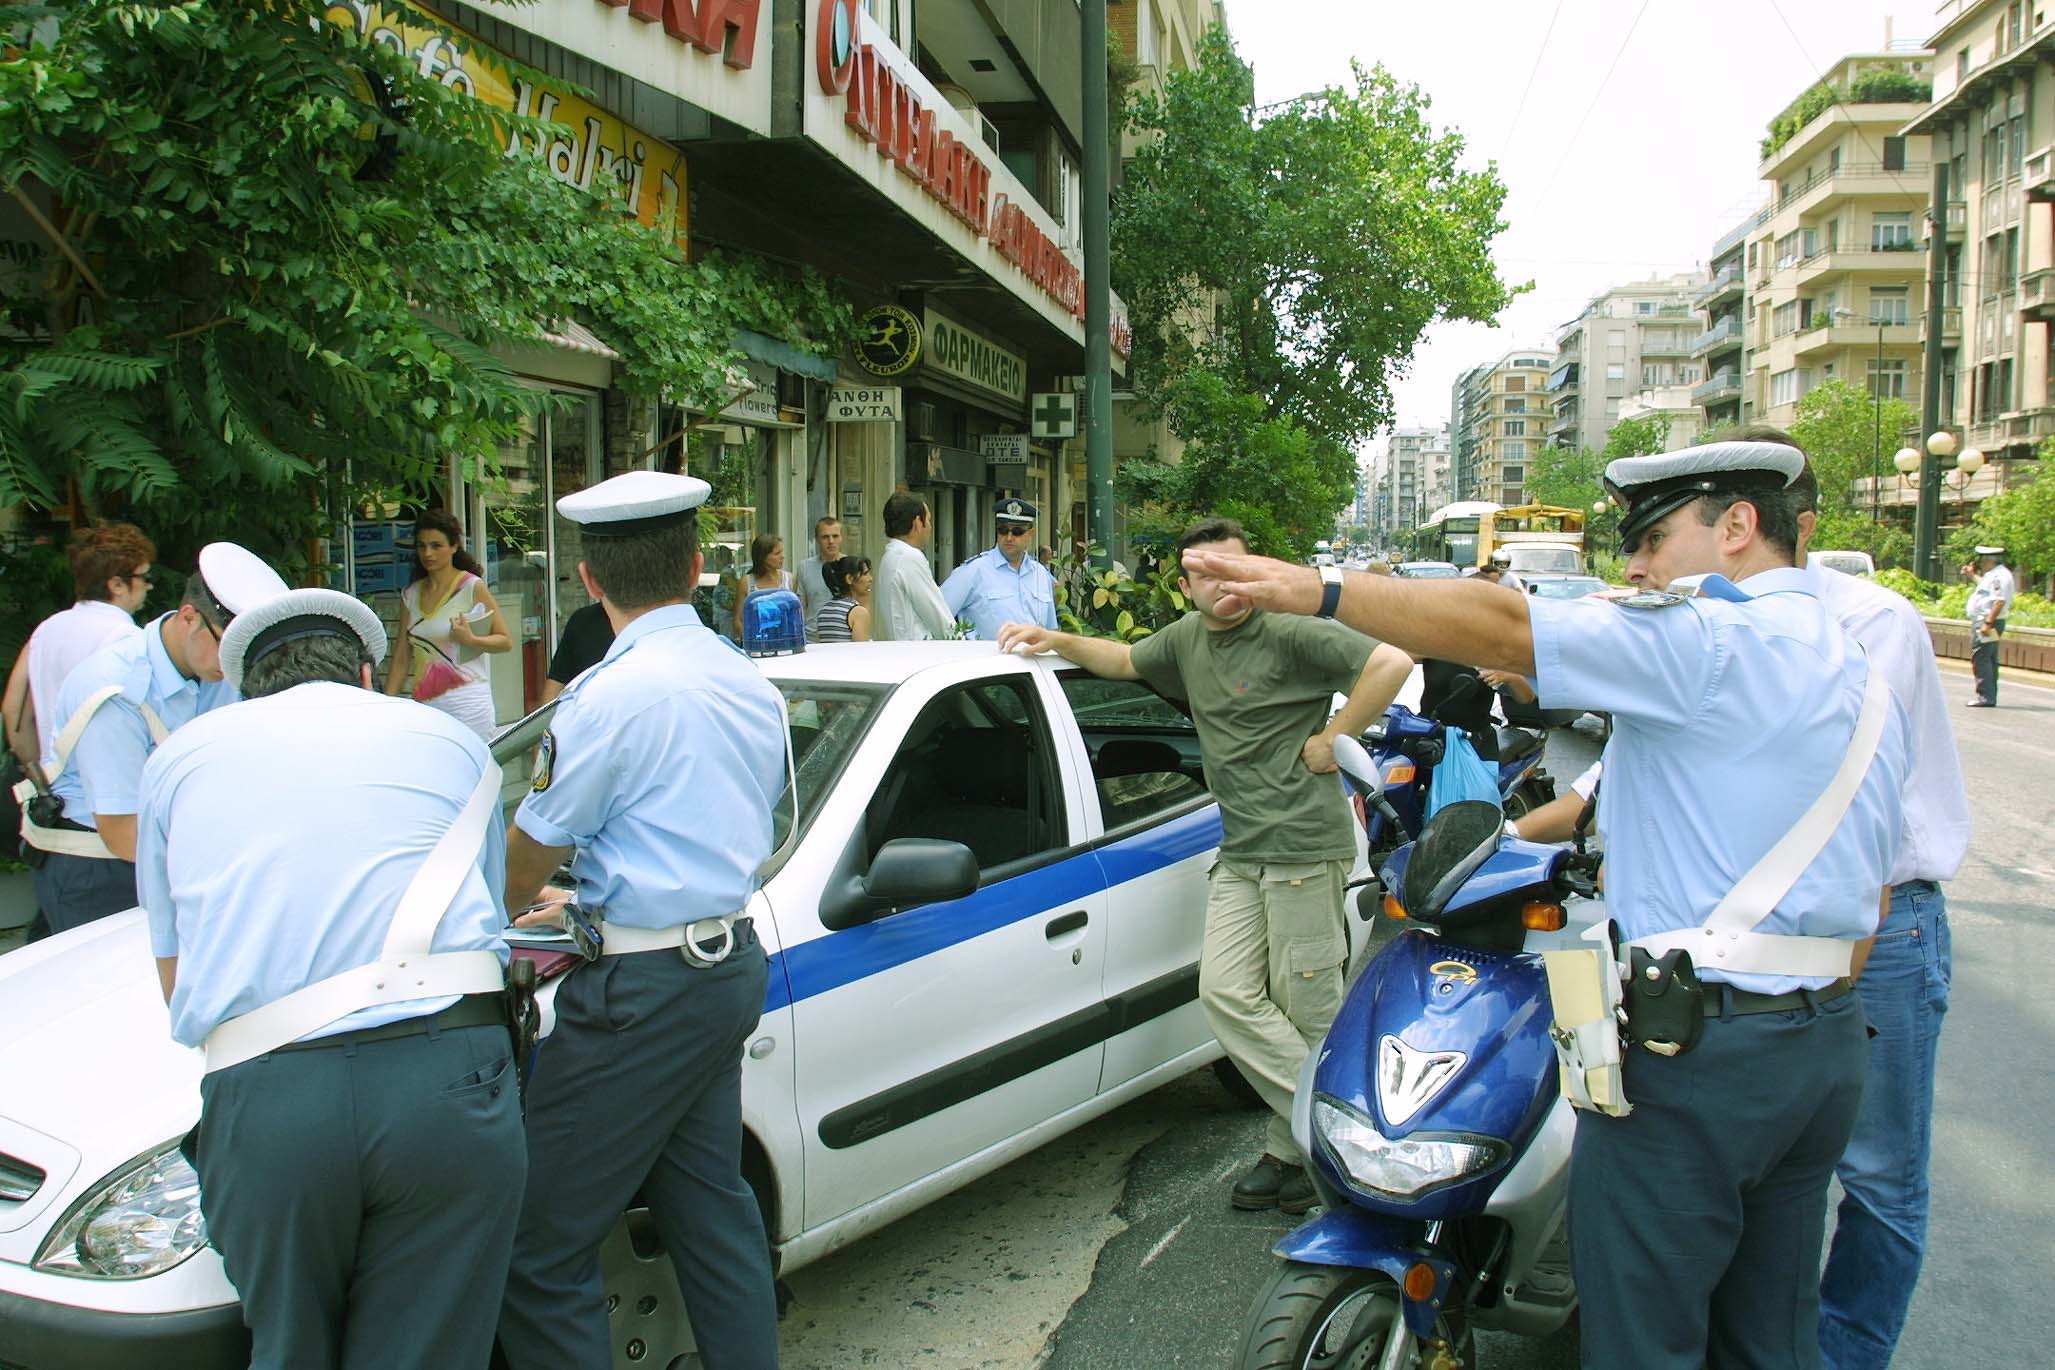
[1893,435,1984,522]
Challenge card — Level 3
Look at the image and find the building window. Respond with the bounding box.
[1775,231,1804,268]
[1882,136,1907,172]
[1504,376,1525,392]
[1773,300,1801,336]
[1504,419,1526,436]
[1606,363,1626,381]
[1872,213,1914,251]
[1503,442,1526,462]
[1770,368,1811,407]
[1502,465,1525,484]
[1867,358,1909,399]
[1958,48,1970,81]
[1869,286,1910,325]
[1636,301,1655,315]
[1504,398,1526,413]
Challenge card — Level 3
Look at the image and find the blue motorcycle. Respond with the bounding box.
[1352,692,1555,877]
[1237,792,1603,1370]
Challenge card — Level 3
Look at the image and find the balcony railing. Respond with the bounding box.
[2026,146,2055,199]
[1945,200,1968,236]
[1692,267,1744,307]
[1692,371,1743,405]
[1920,304,1964,343]
[1689,317,1743,356]
[1774,162,1932,213]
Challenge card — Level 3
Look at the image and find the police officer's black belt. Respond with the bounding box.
[267,993,508,1053]
[1708,977,1854,1019]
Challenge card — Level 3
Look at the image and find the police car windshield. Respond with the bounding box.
[772,681,889,851]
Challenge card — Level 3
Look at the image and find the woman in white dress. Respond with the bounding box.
[381,509,511,739]
[730,533,793,639]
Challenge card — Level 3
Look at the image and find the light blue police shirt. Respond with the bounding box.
[1527,566,1908,993]
[51,614,238,827]
[941,547,1057,640]
[138,682,509,1048]
[516,603,787,929]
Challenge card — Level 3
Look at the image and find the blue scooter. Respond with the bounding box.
[1237,786,1603,1370]
[1353,687,1556,876]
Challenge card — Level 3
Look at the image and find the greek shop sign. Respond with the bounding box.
[923,310,1026,405]
[327,3,688,241]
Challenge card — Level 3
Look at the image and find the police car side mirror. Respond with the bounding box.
[820,838,980,928]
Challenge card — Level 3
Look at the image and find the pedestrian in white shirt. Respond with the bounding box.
[1965,545,2017,707]
[796,516,842,630]
[5,523,155,773]
[872,492,956,642]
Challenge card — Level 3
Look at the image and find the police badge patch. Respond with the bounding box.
[1615,589,1689,610]
[532,730,556,791]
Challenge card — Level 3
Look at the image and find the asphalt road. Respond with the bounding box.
[781,676,2055,1370]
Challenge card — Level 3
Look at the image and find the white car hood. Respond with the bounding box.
[0,911,200,1241]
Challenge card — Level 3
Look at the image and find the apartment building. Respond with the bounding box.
[1744,49,1934,429]
[1377,424,1450,541]
[1694,216,1754,430]
[1547,276,1709,454]
[1450,350,1556,507]
[1903,0,2055,509]
[1450,363,1491,502]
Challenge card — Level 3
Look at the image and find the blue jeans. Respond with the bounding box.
[1819,880,1951,1370]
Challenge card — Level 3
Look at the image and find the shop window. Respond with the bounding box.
[1058,674,1208,831]
[865,678,1065,876]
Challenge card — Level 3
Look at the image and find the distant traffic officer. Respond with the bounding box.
[497,471,788,1370]
[1178,440,1908,1370]
[1965,544,2016,707]
[942,498,1057,640]
[138,586,521,1369]
[24,543,285,934]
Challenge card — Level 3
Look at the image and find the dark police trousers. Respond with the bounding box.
[1568,985,1866,1370]
[498,925,777,1370]
[195,1018,526,1370]
[30,851,136,936]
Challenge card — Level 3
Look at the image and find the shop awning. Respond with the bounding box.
[540,319,622,361]
[734,329,838,383]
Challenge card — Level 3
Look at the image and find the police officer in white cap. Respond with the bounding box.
[942,497,1058,640]
[1965,544,2015,706]
[1175,438,1908,1370]
[137,586,521,1368]
[23,542,286,934]
[497,470,787,1370]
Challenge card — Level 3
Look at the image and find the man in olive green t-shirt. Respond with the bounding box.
[997,517,1412,1213]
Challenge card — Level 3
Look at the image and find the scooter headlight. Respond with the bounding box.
[34,1141,207,1279]
[1312,1096,1507,1200]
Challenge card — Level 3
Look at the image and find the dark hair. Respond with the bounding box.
[409,508,485,582]
[66,522,155,601]
[241,634,372,699]
[1175,517,1249,559]
[1691,423,1809,561]
[883,491,928,537]
[748,533,783,578]
[583,515,699,610]
[823,554,871,598]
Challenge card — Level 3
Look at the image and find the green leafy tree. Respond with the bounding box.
[1113,27,1518,554]
[0,1,853,582]
[1948,439,2055,580]
[1787,380,1917,565]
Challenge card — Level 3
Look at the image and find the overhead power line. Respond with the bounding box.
[1536,0,1654,202]
[1501,0,1567,161]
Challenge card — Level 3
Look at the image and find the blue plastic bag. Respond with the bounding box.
[1425,728,1500,819]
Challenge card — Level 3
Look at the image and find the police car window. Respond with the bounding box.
[1058,674,1209,832]
[865,677,1063,877]
[772,681,887,850]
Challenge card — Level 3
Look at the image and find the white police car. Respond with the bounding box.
[0,642,1368,1368]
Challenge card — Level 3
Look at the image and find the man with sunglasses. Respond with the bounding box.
[25,543,287,934]
[941,497,1057,641]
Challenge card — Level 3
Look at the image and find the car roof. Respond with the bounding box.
[755,639,1039,686]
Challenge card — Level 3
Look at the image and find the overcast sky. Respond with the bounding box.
[1231,0,1931,451]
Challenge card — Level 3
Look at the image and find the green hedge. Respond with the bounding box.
[1872,567,2055,627]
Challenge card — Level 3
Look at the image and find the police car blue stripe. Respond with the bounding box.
[761,804,1222,1014]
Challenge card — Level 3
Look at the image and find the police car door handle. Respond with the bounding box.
[1045,910,1090,941]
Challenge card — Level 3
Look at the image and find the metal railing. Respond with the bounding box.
[1774,162,1931,212]
[1692,371,1742,404]
[1689,317,1743,355]
[1692,267,1743,306]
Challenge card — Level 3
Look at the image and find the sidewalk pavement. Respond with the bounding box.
[1933,656,2055,693]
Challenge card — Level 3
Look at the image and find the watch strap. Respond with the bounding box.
[1316,566,1344,619]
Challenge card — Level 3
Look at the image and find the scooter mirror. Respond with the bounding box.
[1402,800,1508,923]
[1332,733,1381,793]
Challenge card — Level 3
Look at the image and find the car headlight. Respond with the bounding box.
[1312,1097,1507,1200]
[34,1141,207,1280]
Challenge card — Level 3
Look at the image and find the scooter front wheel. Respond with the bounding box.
[1236,1262,1437,1370]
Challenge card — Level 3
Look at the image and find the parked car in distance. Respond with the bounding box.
[1500,542,1583,578]
[1394,561,1462,579]
[1524,575,1610,601]
[1808,550,1875,577]
[0,643,1375,1370]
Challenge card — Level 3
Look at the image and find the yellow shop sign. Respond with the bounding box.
[325,2,687,243]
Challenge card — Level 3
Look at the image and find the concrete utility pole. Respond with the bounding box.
[1916,161,1948,581]
[1082,0,1114,569]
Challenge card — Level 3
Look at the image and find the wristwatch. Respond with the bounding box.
[1316,564,1345,619]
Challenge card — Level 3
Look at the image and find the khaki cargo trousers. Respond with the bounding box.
[1199,857,1350,1166]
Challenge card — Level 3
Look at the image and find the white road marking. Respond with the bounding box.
[1138,1216,1191,1270]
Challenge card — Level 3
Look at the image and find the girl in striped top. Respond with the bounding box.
[813,555,874,642]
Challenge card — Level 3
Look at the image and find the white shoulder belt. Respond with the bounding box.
[15,685,168,860]
[1628,670,1891,978]
[202,761,507,1072]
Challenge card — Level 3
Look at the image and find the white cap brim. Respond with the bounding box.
[220,588,387,691]
[196,542,290,618]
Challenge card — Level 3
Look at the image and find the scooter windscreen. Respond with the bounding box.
[1401,800,1510,923]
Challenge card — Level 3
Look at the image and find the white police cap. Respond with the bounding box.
[219,587,388,692]
[191,542,290,625]
[557,470,711,538]
[1604,440,1806,552]
[1975,544,2006,556]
